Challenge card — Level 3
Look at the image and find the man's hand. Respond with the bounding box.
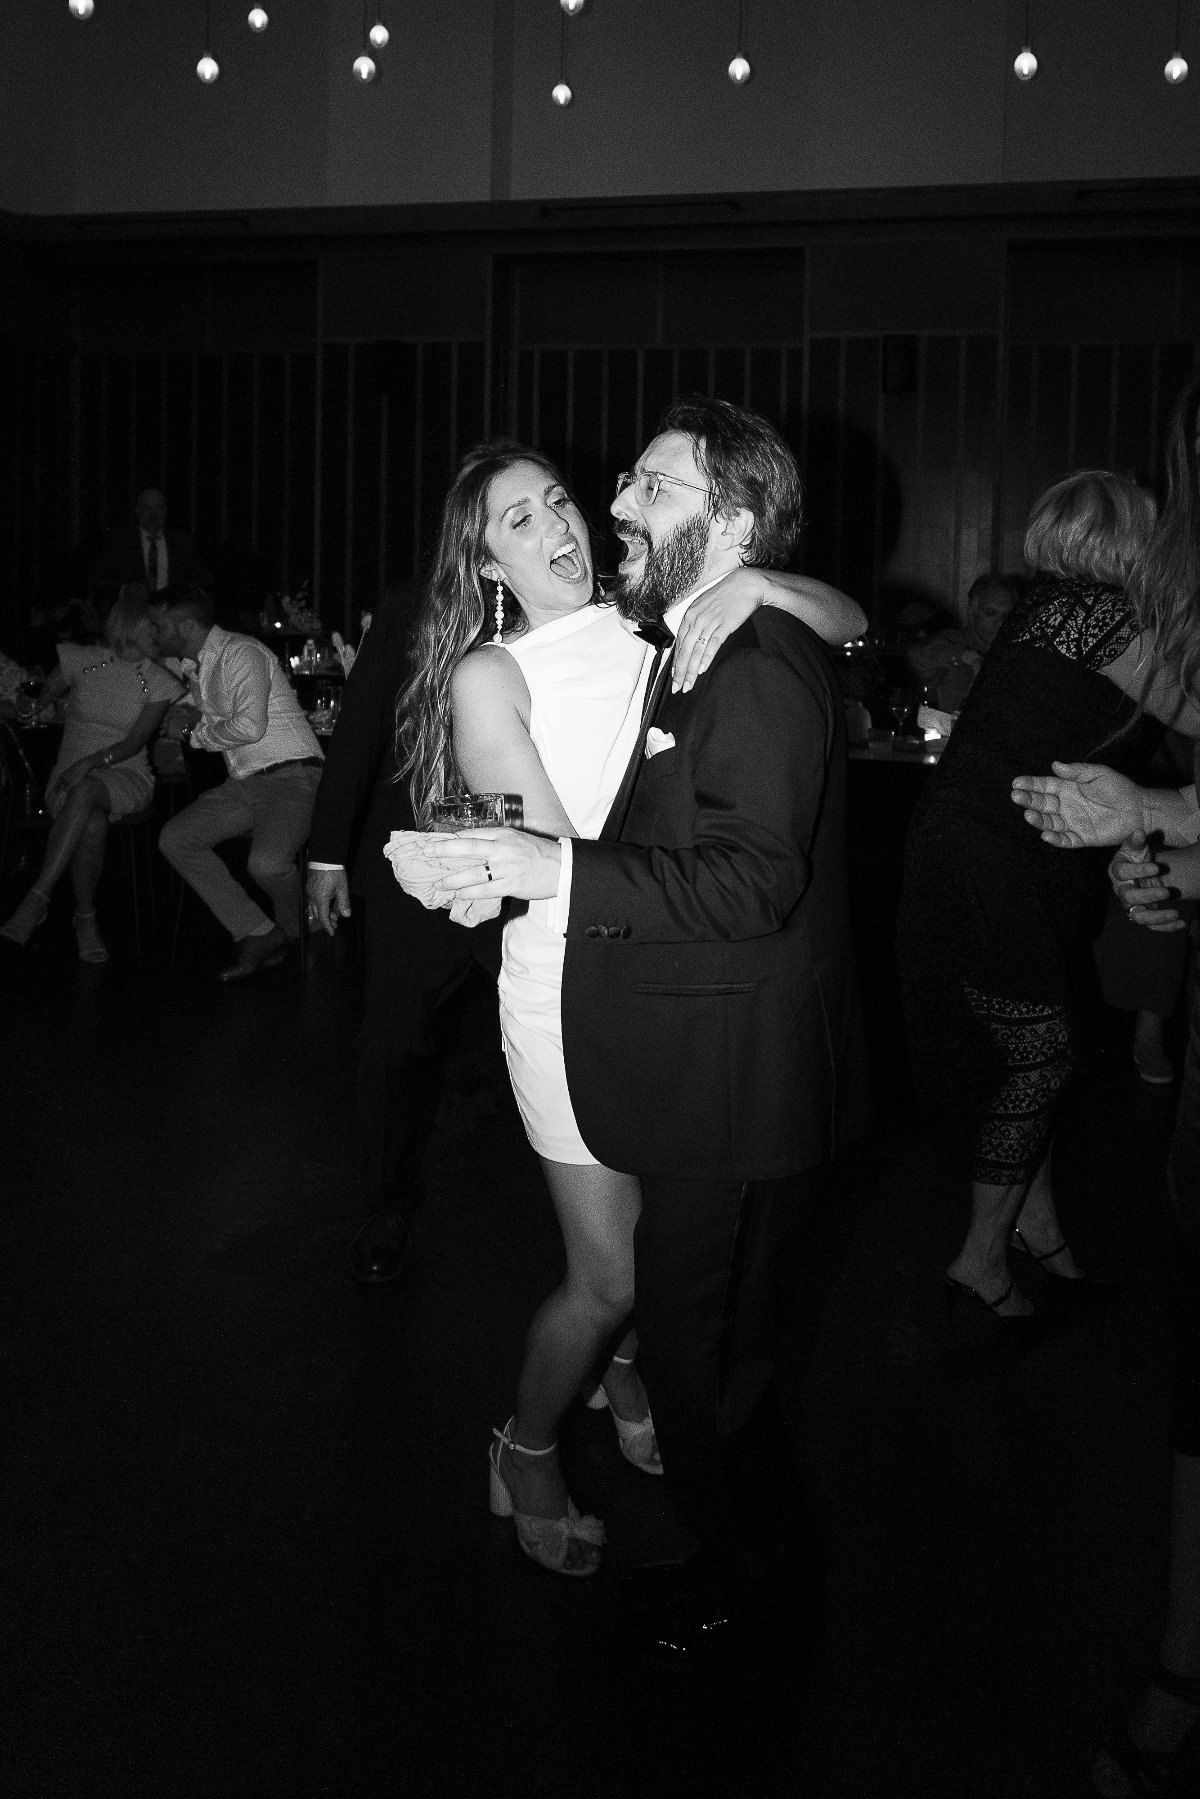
[430,827,562,904]
[1108,832,1187,932]
[163,702,201,743]
[1010,762,1144,849]
[307,866,352,935]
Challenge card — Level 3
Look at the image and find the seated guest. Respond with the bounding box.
[905,573,1018,712]
[154,585,323,982]
[0,646,26,712]
[92,488,202,610]
[0,586,181,962]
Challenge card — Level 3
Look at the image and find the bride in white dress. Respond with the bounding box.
[396,442,865,1575]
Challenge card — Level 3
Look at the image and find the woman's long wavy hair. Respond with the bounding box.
[1130,379,1200,708]
[395,440,582,826]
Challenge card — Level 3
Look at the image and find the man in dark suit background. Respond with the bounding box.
[92,488,203,610]
[433,400,867,1662]
[306,585,502,1282]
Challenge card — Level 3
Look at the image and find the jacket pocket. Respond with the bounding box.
[634,981,759,996]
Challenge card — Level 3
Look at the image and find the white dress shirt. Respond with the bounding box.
[139,527,168,591]
[550,577,727,933]
[185,625,322,779]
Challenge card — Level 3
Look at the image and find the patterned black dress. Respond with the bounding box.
[897,572,1139,1186]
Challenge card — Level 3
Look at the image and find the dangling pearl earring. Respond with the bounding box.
[492,576,505,645]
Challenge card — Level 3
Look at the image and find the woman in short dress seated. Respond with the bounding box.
[1,586,181,962]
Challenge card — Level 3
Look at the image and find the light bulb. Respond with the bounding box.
[369,22,389,47]
[1013,47,1038,80]
[551,80,573,106]
[196,53,220,83]
[69,0,95,17]
[1166,52,1189,85]
[728,54,751,85]
[353,53,377,83]
[248,6,268,30]
[560,0,586,13]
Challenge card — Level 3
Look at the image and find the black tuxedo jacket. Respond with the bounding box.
[307,592,416,900]
[561,608,867,1182]
[92,526,201,600]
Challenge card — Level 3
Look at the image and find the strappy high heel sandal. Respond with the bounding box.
[72,911,109,965]
[1009,1228,1120,1294]
[586,1354,663,1476]
[1090,1662,1200,1795]
[488,1417,605,1577]
[944,1275,1051,1343]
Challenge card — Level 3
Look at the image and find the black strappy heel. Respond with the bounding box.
[1009,1228,1121,1294]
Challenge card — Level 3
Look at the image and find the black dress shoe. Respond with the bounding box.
[217,926,290,983]
[613,1584,738,1670]
[348,1212,411,1284]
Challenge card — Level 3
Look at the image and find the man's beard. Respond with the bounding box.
[613,512,710,624]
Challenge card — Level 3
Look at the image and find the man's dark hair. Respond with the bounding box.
[155,582,215,632]
[657,396,803,570]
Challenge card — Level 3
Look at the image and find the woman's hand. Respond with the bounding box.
[51,756,98,801]
[672,569,768,693]
[1108,832,1187,932]
[1010,762,1145,849]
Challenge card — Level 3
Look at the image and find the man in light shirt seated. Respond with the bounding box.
[153,585,323,982]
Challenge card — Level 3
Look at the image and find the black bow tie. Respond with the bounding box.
[634,620,673,648]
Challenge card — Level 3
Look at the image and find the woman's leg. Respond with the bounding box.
[949,987,1075,1314]
[499,1161,641,1547]
[1,779,112,944]
[70,806,111,960]
[1008,1145,1086,1279]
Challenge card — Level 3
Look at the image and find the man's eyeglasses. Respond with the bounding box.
[614,469,712,507]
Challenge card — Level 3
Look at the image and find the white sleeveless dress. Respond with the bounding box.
[496,604,653,1164]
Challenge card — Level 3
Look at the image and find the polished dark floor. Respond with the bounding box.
[3,864,1194,1798]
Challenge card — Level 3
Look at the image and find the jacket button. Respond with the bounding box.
[620,925,631,939]
[585,925,599,938]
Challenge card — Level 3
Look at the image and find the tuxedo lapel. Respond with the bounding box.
[599,641,675,843]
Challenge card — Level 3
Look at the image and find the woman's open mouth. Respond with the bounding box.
[549,541,587,582]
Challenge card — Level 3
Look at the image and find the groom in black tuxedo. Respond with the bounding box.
[436,399,866,1662]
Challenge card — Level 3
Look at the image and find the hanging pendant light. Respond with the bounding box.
[197,0,219,82]
[353,0,377,80]
[728,0,751,84]
[68,0,95,18]
[1013,0,1038,79]
[551,6,573,105]
[248,6,269,31]
[1166,0,1189,81]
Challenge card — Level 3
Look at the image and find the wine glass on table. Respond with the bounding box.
[887,685,913,741]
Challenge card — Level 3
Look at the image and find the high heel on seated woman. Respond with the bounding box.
[488,1418,605,1577]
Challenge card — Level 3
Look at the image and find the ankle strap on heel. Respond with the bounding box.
[493,1418,556,1458]
[609,1354,635,1367]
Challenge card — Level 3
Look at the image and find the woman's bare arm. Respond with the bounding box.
[449,648,578,838]
[673,568,867,692]
[1101,631,1200,737]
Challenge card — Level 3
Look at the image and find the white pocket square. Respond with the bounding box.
[645,728,675,759]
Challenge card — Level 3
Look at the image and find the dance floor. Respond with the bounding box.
[3,887,1192,1797]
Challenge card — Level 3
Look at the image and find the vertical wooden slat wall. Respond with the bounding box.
[4,235,1200,655]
